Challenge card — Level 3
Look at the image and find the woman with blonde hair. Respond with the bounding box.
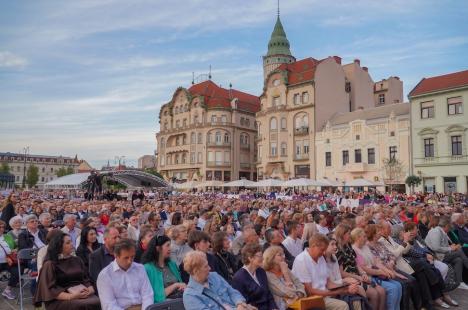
[263,245,306,310]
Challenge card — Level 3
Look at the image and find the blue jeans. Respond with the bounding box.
[373,277,402,310]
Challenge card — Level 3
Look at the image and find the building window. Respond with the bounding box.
[325,152,332,167]
[280,117,287,130]
[175,120,180,128]
[378,94,385,104]
[424,138,434,157]
[211,115,217,124]
[182,135,187,145]
[281,143,287,156]
[355,149,362,163]
[190,152,195,163]
[302,92,309,104]
[389,146,397,159]
[240,117,244,126]
[421,101,434,119]
[342,150,349,165]
[295,142,301,157]
[197,152,202,163]
[345,81,351,92]
[293,94,300,105]
[207,133,212,143]
[207,151,214,163]
[270,142,277,156]
[221,115,227,124]
[182,154,187,164]
[224,151,230,163]
[451,136,462,156]
[368,148,375,164]
[390,131,395,137]
[215,131,221,143]
[183,119,187,127]
[272,96,280,106]
[166,155,171,165]
[270,117,277,130]
[196,133,202,144]
[224,133,230,144]
[273,79,280,86]
[191,132,196,144]
[448,97,463,115]
[303,140,309,154]
[356,135,360,140]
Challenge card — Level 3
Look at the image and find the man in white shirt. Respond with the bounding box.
[61,214,81,248]
[258,204,270,219]
[315,213,330,235]
[282,220,303,257]
[292,234,353,310]
[97,238,154,310]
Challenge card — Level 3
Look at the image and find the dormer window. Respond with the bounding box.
[273,79,280,86]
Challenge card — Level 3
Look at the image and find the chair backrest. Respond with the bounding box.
[17,248,38,260]
[146,298,185,310]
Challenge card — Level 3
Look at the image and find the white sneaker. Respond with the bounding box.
[457,282,468,290]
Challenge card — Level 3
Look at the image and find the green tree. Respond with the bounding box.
[405,175,422,194]
[144,168,164,179]
[383,158,405,192]
[56,166,75,177]
[26,165,39,188]
[0,163,10,173]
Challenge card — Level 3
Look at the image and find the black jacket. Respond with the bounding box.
[76,242,101,269]
[0,203,16,231]
[18,228,47,250]
[88,246,114,284]
[212,250,239,283]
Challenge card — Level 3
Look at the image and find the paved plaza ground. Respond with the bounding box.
[1,278,468,310]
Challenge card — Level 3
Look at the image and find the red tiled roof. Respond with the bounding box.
[409,69,468,97]
[277,57,319,85]
[188,80,260,113]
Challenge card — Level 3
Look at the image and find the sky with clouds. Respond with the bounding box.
[1,0,467,168]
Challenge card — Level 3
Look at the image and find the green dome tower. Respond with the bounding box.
[262,13,296,81]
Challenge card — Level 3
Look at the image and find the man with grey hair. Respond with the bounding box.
[450,212,468,255]
[61,213,81,248]
[38,212,52,230]
[18,214,47,250]
[425,215,468,289]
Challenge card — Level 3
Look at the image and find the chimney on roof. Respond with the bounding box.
[209,65,212,80]
[362,67,368,72]
[229,83,233,99]
[354,59,360,66]
[192,72,195,85]
[333,56,342,64]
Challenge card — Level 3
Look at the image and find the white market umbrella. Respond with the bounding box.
[255,179,284,187]
[224,179,257,187]
[281,178,320,187]
[345,178,377,187]
[173,181,199,189]
[196,180,225,188]
[316,179,341,187]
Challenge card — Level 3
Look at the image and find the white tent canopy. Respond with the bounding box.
[44,173,90,189]
[345,178,378,187]
[255,179,284,187]
[316,179,341,187]
[281,178,320,187]
[196,180,225,188]
[224,179,257,187]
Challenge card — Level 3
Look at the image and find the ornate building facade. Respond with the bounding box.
[409,70,468,193]
[256,15,404,180]
[316,103,410,192]
[156,80,260,182]
[0,152,79,187]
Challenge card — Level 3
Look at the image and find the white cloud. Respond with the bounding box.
[0,51,28,68]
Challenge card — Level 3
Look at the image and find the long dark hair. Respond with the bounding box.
[78,226,100,250]
[141,235,170,266]
[45,231,68,262]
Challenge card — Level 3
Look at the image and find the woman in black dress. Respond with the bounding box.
[76,226,100,269]
[34,231,100,310]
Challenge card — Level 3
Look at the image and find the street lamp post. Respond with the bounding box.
[21,146,30,188]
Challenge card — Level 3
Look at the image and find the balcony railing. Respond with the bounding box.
[294,154,310,161]
[343,162,367,172]
[414,155,468,166]
[294,127,309,136]
[240,144,250,150]
[207,161,231,167]
[207,141,231,147]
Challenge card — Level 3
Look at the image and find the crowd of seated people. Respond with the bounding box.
[0,189,467,310]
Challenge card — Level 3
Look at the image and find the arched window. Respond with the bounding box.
[281,143,287,156]
[224,133,230,143]
[281,117,287,130]
[303,115,308,127]
[215,131,222,143]
[270,117,277,131]
[294,113,309,129]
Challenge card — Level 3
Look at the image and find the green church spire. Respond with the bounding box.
[266,16,292,56]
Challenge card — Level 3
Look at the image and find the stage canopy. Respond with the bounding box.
[44,170,170,189]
